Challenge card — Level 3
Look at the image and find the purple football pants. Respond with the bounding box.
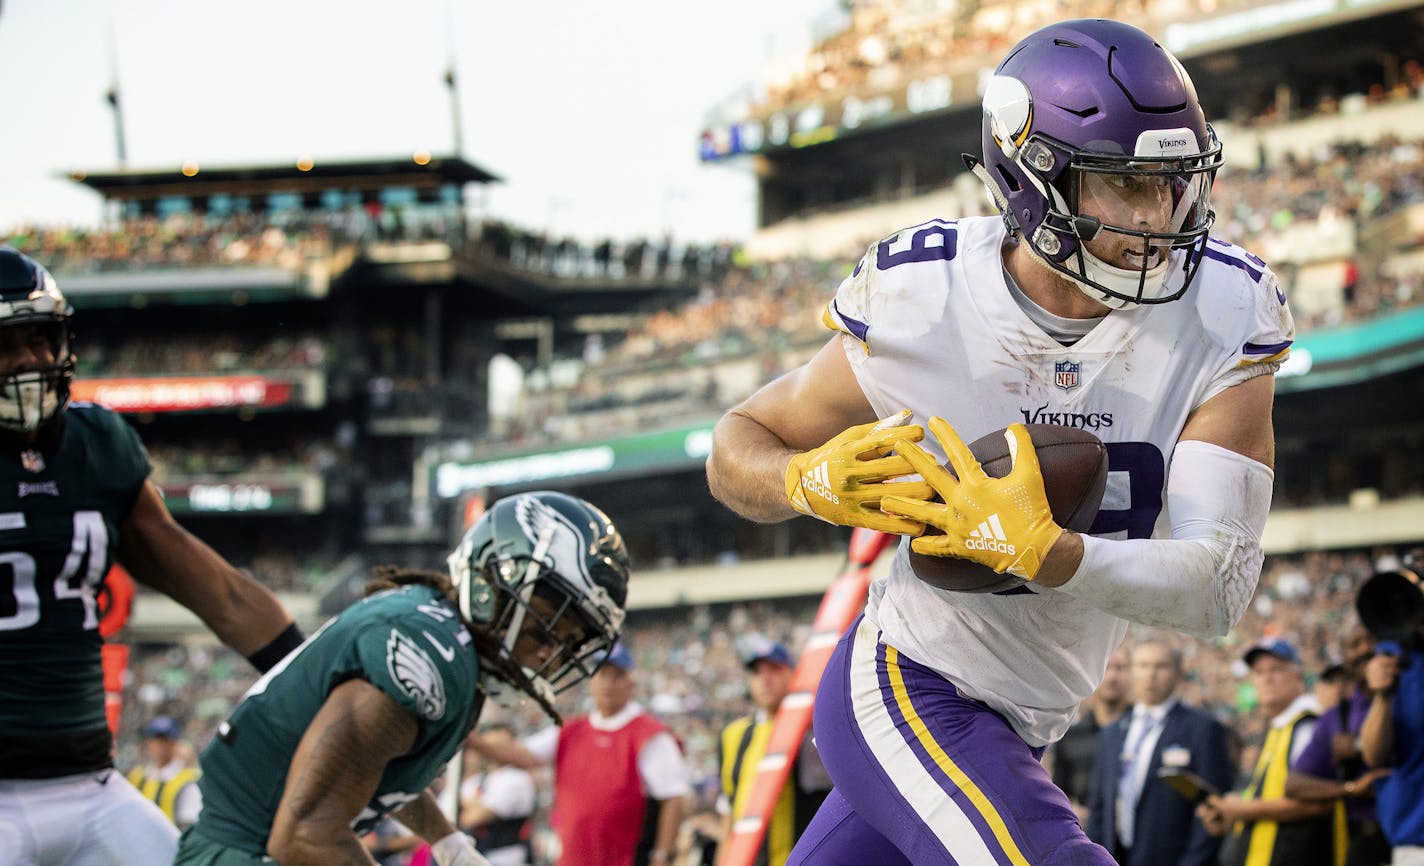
[787,616,1115,866]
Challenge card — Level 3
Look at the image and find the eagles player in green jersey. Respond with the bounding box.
[0,248,304,866]
[175,490,631,866]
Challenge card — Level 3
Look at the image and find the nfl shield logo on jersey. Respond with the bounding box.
[19,449,44,473]
[1054,361,1080,390]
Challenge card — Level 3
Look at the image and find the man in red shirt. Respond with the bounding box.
[473,643,690,866]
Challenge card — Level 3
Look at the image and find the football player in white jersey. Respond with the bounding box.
[707,19,1293,866]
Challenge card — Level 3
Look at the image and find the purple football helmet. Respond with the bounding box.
[976,19,1223,307]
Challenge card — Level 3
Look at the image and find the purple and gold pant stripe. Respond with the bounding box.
[876,641,1033,866]
[790,616,1113,865]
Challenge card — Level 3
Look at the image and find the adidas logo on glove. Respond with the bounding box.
[802,462,840,504]
[964,514,1015,555]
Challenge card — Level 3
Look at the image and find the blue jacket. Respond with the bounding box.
[1376,652,1424,844]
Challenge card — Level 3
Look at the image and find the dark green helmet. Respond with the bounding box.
[447,491,629,694]
[0,248,75,434]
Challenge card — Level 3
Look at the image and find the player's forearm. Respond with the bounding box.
[1033,531,1083,587]
[273,682,418,866]
[1057,534,1256,636]
[1053,441,1272,637]
[268,827,380,866]
[157,547,298,668]
[120,482,296,656]
[707,410,799,523]
[394,791,459,844]
[212,568,298,656]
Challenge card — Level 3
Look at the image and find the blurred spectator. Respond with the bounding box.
[1360,569,1424,864]
[1086,640,1233,866]
[5,212,336,274]
[1199,639,1334,866]
[716,637,831,866]
[1287,622,1394,866]
[742,0,1424,133]
[460,725,537,866]
[125,715,202,830]
[470,643,690,866]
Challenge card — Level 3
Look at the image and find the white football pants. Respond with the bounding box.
[0,771,178,865]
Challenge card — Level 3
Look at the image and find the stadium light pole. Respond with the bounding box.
[444,66,464,159]
[443,0,464,158]
[106,89,127,169]
[106,22,128,168]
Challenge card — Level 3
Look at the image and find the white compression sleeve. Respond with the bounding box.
[1057,439,1273,638]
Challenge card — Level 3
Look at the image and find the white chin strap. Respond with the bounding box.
[1006,159,1172,310]
[480,669,556,709]
[0,374,56,433]
[1074,249,1171,310]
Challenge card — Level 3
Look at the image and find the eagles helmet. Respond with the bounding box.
[447,491,629,696]
[0,248,75,434]
[975,19,1223,308]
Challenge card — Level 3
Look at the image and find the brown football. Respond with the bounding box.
[907,424,1108,594]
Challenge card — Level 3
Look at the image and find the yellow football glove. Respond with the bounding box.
[785,410,934,534]
[881,418,1064,580]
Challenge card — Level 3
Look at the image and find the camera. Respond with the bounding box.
[1356,569,1424,650]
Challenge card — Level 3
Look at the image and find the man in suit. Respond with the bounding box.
[1087,639,1234,866]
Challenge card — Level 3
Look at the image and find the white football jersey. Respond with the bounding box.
[826,215,1294,746]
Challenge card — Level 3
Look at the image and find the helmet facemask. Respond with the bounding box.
[447,492,628,706]
[0,307,75,436]
[1032,139,1221,308]
[977,20,1226,309]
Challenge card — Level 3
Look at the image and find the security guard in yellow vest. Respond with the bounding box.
[126,715,202,828]
[718,639,831,866]
[1198,639,1335,866]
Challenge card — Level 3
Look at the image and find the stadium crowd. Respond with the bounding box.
[474,221,739,283]
[75,332,326,378]
[9,132,1412,551]
[111,541,1420,863]
[144,441,339,485]
[481,135,1424,455]
[6,133,1418,409]
[4,213,338,273]
[2,209,735,287]
[748,0,1423,123]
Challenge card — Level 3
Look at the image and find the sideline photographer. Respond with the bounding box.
[1357,567,1424,864]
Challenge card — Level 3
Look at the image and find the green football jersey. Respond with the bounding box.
[194,584,485,854]
[0,403,150,777]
